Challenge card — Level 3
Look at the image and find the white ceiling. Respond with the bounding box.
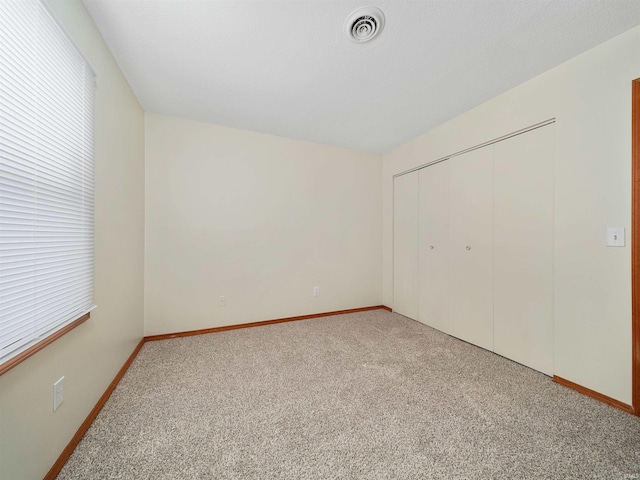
[83,0,640,154]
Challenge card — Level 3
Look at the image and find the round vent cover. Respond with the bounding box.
[345,7,385,43]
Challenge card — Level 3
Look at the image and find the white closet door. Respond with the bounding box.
[448,147,494,350]
[393,172,419,320]
[493,125,554,375]
[418,161,450,333]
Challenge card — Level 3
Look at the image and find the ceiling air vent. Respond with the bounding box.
[345,7,385,43]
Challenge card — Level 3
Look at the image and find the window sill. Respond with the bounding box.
[0,313,91,377]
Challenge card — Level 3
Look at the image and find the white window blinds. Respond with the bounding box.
[0,0,96,365]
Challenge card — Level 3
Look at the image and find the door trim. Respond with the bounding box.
[632,78,640,415]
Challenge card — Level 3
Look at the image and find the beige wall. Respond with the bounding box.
[144,113,382,336]
[3,3,637,477]
[383,26,640,404]
[0,1,145,479]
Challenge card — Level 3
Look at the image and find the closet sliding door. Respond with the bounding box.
[418,161,449,332]
[393,172,419,320]
[448,147,494,350]
[493,125,554,375]
[393,122,554,376]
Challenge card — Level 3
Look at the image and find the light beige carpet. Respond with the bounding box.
[58,310,640,479]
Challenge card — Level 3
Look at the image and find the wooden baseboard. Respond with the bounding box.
[553,375,636,416]
[381,305,392,312]
[44,339,145,480]
[144,305,391,342]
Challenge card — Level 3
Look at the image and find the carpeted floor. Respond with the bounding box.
[57,310,640,479]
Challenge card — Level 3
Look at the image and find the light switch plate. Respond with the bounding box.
[606,227,625,247]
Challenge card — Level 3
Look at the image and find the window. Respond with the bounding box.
[0,0,96,372]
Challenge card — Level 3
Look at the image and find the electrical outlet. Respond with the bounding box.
[53,377,64,412]
[218,296,226,307]
[313,286,320,297]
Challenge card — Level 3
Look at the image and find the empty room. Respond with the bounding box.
[1,0,640,478]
